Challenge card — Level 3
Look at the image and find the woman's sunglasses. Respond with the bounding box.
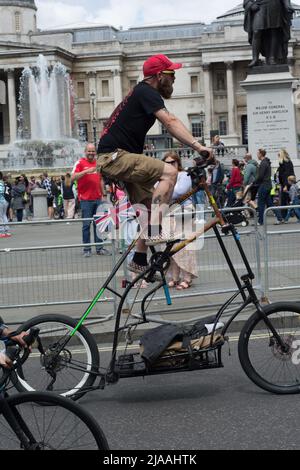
[165,160,177,165]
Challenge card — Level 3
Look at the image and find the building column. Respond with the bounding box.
[7,69,17,143]
[113,69,123,107]
[202,63,213,142]
[225,61,237,136]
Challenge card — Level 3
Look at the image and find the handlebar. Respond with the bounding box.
[0,327,40,388]
[193,150,216,169]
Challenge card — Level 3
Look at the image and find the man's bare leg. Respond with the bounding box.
[129,163,177,271]
[150,162,177,230]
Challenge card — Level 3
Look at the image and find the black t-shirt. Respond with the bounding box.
[98,81,165,154]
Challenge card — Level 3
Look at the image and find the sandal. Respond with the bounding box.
[176,280,192,290]
[168,280,179,288]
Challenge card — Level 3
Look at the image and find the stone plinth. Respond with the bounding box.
[241,66,299,168]
[31,188,48,220]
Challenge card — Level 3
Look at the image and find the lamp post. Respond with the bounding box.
[199,111,205,145]
[90,91,97,145]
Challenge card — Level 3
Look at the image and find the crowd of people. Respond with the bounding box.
[0,171,79,237]
[1,147,299,240]
[194,147,300,226]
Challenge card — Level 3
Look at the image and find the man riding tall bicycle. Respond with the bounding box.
[97,54,212,275]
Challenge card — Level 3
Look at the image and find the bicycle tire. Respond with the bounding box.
[14,314,99,400]
[0,392,109,450]
[238,302,300,394]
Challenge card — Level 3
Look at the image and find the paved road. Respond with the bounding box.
[77,340,300,450]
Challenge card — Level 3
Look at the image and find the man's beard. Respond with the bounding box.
[157,78,173,99]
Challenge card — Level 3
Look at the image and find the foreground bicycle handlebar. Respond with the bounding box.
[0,327,110,450]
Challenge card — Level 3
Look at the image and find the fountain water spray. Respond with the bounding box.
[18,54,72,141]
[3,55,84,170]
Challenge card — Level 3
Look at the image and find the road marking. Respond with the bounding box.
[1,260,300,286]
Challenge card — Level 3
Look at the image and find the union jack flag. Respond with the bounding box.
[94,197,136,233]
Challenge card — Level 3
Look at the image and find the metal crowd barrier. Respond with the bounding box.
[263,204,300,301]
[0,210,261,316]
[1,204,299,322]
[0,219,117,319]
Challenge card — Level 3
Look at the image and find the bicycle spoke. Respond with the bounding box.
[240,305,300,393]
[0,394,107,450]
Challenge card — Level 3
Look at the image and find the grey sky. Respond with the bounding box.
[35,0,240,30]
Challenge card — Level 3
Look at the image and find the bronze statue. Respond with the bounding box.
[244,0,295,67]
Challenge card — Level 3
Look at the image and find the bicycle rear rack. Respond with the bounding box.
[115,338,224,379]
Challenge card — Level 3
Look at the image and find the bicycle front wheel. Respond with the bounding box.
[238,302,300,394]
[0,392,109,450]
[14,314,99,399]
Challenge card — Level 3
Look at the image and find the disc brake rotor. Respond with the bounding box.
[271,335,294,362]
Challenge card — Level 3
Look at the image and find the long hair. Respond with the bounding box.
[64,173,72,188]
[162,151,183,171]
[278,148,290,164]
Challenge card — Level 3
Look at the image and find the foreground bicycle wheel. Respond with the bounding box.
[14,314,99,399]
[0,392,109,450]
[238,302,300,394]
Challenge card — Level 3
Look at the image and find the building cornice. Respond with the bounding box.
[199,38,297,53]
[0,47,75,62]
[0,1,37,10]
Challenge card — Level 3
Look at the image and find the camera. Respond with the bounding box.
[187,166,207,188]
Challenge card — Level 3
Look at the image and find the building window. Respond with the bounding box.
[0,81,6,105]
[78,122,88,142]
[101,80,109,97]
[241,115,248,145]
[190,115,204,138]
[216,72,226,91]
[190,75,199,93]
[15,12,21,33]
[77,82,85,99]
[219,115,227,135]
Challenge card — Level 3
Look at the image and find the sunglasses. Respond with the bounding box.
[161,70,175,76]
[165,160,177,165]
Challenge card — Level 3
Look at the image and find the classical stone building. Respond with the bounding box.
[1,0,300,161]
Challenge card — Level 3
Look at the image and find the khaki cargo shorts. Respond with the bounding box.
[97,149,164,204]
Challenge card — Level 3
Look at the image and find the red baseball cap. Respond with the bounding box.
[143,54,182,77]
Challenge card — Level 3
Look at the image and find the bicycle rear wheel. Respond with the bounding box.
[14,314,99,399]
[0,392,109,450]
[238,302,300,394]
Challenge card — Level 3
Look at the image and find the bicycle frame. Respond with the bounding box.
[37,171,287,386]
[104,177,287,379]
[64,176,220,339]
[0,379,37,450]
